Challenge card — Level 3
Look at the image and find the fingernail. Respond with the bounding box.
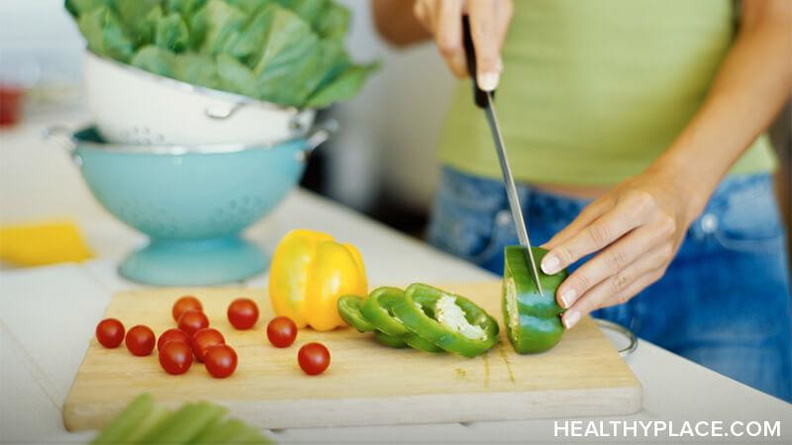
[541,254,561,275]
[560,289,577,308]
[564,311,581,330]
[478,72,500,91]
[497,57,504,73]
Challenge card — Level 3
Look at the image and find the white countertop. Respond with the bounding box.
[1,112,790,444]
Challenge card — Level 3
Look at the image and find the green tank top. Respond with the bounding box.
[437,0,776,185]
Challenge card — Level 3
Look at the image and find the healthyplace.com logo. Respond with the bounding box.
[554,420,781,439]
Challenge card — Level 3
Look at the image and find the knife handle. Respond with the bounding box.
[462,16,491,109]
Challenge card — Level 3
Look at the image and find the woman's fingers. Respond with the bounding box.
[561,246,671,329]
[542,197,651,275]
[555,224,674,309]
[543,198,612,251]
[413,0,512,86]
[468,0,509,90]
[434,0,467,78]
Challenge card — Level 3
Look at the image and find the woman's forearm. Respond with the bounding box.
[371,0,431,46]
[652,0,792,221]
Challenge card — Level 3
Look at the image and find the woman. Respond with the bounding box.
[371,0,791,401]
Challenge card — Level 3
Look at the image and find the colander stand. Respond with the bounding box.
[120,234,265,286]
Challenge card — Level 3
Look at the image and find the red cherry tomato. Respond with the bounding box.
[158,341,193,375]
[172,295,203,322]
[96,318,125,348]
[157,328,190,351]
[298,342,330,376]
[178,310,209,336]
[204,344,238,378]
[125,325,155,356]
[191,328,225,362]
[227,298,259,330]
[267,316,297,348]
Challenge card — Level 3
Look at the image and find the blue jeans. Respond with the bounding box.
[428,166,792,402]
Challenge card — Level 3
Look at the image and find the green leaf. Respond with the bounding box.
[175,52,220,89]
[156,12,189,52]
[199,0,247,56]
[251,5,320,104]
[78,8,135,62]
[65,0,109,18]
[306,62,379,108]
[217,53,258,97]
[165,0,206,16]
[130,45,176,77]
[113,0,162,46]
[67,0,376,107]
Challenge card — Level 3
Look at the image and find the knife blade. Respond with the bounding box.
[462,17,544,295]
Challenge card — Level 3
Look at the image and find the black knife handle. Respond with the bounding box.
[462,16,492,109]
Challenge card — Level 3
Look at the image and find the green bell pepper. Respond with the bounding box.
[337,295,376,333]
[502,246,568,354]
[392,283,499,358]
[374,331,408,348]
[361,287,443,353]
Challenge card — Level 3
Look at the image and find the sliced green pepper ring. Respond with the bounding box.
[404,334,443,353]
[360,287,410,337]
[393,283,499,358]
[337,295,376,333]
[374,331,408,348]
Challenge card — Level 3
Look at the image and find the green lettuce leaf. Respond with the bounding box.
[68,0,377,108]
[306,62,379,108]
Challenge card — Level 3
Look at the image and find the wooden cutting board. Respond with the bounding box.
[64,282,642,431]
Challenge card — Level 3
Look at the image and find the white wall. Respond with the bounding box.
[322,1,454,213]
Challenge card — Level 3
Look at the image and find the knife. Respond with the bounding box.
[461,17,545,295]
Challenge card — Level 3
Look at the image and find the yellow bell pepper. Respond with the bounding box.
[269,229,367,331]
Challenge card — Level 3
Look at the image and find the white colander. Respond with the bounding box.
[84,52,315,145]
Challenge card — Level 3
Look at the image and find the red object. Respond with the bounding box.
[172,296,203,322]
[227,298,259,330]
[158,341,193,375]
[266,316,298,348]
[298,342,330,376]
[178,310,209,336]
[125,325,156,356]
[0,86,23,127]
[204,344,238,378]
[95,318,125,348]
[191,328,225,362]
[157,328,190,351]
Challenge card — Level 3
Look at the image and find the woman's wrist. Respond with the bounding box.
[646,151,718,227]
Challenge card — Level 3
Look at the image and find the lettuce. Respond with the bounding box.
[66,0,375,108]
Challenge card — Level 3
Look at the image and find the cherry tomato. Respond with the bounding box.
[227,298,259,330]
[96,318,125,348]
[191,328,226,362]
[172,295,203,322]
[267,316,297,348]
[157,328,190,351]
[298,342,330,376]
[125,325,155,356]
[204,344,238,378]
[178,310,209,336]
[158,341,193,375]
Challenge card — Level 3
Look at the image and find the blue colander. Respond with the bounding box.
[49,124,333,286]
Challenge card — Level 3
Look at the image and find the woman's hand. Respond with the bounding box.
[412,0,513,90]
[541,168,702,329]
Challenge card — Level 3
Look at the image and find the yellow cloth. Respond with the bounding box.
[437,0,776,185]
[0,221,94,267]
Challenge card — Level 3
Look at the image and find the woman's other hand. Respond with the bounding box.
[412,0,513,90]
[541,168,702,329]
